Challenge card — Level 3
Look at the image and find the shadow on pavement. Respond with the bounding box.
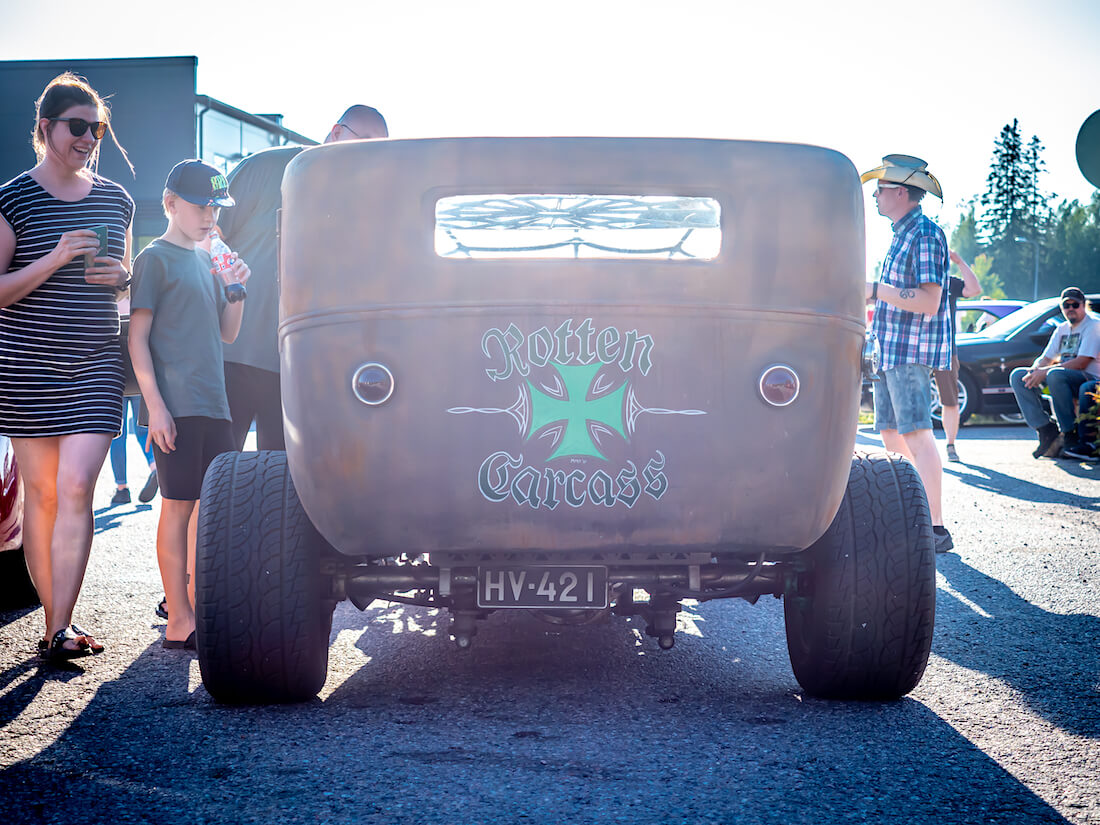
[857,423,1031,445]
[0,652,89,728]
[935,554,1100,737]
[0,600,1074,825]
[944,461,1100,510]
[93,503,154,535]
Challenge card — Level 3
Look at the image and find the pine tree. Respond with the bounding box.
[949,205,981,265]
[979,120,1052,298]
[979,120,1025,242]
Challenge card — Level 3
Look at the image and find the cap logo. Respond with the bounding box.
[210,174,229,192]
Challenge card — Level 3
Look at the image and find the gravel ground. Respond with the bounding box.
[1,424,1097,825]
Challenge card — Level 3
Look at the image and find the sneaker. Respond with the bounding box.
[1042,433,1065,458]
[1062,443,1100,462]
[933,528,954,554]
[110,487,131,506]
[138,469,159,503]
[1032,423,1060,459]
[945,443,960,462]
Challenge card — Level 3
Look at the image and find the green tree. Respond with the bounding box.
[970,253,1005,299]
[949,209,1007,297]
[979,120,1052,298]
[949,205,982,265]
[1042,192,1100,295]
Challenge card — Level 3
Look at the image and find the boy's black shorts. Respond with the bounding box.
[152,416,236,501]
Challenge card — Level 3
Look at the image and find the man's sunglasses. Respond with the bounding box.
[50,118,107,140]
[1062,300,1082,310]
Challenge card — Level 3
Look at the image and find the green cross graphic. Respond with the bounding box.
[527,363,627,460]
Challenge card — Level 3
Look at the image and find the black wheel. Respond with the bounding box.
[196,451,335,704]
[783,451,936,700]
[930,371,975,428]
[0,546,39,609]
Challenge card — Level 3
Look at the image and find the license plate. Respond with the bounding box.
[477,565,608,608]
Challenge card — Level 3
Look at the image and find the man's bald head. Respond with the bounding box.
[324,105,388,143]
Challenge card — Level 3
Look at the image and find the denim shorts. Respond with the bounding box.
[873,363,933,435]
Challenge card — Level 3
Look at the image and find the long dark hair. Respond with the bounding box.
[32,72,133,174]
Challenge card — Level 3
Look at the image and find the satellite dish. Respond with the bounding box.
[1076,109,1100,188]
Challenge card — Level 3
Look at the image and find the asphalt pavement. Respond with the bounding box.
[0,424,1097,825]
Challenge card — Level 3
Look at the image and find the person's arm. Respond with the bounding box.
[84,223,131,292]
[216,257,250,343]
[1023,356,1059,388]
[1056,353,1096,371]
[865,233,945,316]
[949,250,982,298]
[0,216,101,307]
[114,224,134,303]
[865,279,943,316]
[127,307,176,453]
[1022,328,1067,388]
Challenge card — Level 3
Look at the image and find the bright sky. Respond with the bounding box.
[2,0,1098,275]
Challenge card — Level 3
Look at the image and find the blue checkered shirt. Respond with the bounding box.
[871,206,952,371]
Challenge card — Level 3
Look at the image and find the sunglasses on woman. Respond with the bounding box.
[50,118,107,140]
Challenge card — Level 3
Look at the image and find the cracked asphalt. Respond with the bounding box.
[1,423,1097,825]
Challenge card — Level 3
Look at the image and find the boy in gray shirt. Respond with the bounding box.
[128,160,250,650]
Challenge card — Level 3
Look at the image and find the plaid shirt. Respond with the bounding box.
[871,206,952,371]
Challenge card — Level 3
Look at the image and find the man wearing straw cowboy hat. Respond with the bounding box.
[861,154,955,554]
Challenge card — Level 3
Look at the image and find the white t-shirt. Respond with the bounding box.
[1041,313,1100,379]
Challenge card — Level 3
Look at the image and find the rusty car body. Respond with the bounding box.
[195,137,935,704]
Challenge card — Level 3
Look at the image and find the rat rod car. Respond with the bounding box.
[195,137,935,704]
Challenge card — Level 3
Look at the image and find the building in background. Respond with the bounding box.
[0,56,315,249]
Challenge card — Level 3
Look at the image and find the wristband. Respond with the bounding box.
[872,281,879,301]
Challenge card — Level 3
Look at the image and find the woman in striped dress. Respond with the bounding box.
[0,73,134,660]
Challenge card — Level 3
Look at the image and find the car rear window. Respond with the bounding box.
[435,194,721,261]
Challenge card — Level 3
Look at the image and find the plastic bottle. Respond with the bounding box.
[209,231,246,303]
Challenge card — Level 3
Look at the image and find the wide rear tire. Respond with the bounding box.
[783,450,936,700]
[196,451,335,704]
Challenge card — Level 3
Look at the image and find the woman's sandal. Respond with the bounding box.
[155,597,168,620]
[47,625,105,661]
[70,624,104,654]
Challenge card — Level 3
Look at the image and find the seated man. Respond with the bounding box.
[1062,379,1099,461]
[1009,287,1099,458]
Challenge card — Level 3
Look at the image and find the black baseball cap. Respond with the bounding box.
[165,160,235,207]
[1061,287,1086,304]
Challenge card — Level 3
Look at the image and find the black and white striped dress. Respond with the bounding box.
[0,172,134,437]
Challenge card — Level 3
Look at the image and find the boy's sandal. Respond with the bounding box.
[37,638,48,658]
[155,597,168,620]
[162,630,196,650]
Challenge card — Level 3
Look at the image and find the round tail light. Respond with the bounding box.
[352,363,395,406]
[759,365,799,407]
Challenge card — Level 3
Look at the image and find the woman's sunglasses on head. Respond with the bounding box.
[50,118,107,140]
